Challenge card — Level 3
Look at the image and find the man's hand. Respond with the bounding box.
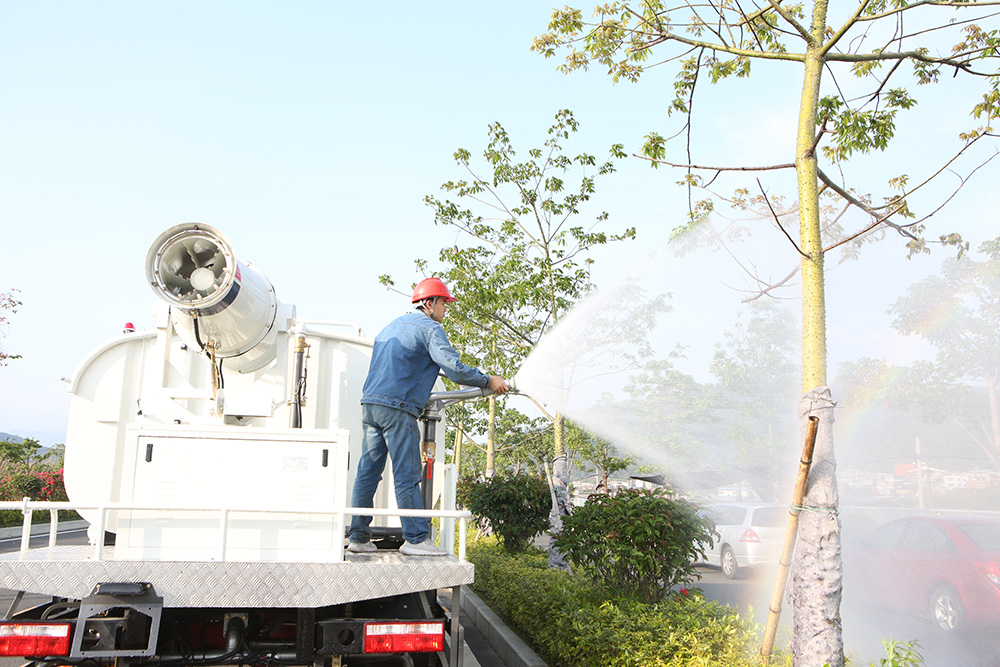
[488,375,510,395]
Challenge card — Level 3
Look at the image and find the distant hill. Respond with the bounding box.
[0,433,24,444]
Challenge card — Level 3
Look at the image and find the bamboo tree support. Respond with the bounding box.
[761,415,819,660]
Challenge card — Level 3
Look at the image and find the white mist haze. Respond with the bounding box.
[511,229,1000,665]
[514,241,803,501]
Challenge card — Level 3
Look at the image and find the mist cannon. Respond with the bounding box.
[145,223,282,373]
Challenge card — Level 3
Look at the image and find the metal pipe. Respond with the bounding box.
[418,378,516,509]
[421,417,438,510]
[761,415,819,661]
[290,335,309,428]
[424,377,517,415]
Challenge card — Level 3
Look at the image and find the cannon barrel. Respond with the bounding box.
[145,223,280,372]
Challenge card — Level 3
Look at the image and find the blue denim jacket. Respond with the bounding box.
[361,312,489,418]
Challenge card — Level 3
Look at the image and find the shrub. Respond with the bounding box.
[34,469,68,501]
[468,541,774,667]
[876,638,924,666]
[469,541,924,667]
[552,487,713,603]
[0,467,74,527]
[0,473,42,500]
[457,472,551,553]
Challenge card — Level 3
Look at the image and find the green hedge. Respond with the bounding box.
[468,541,782,667]
[0,509,81,527]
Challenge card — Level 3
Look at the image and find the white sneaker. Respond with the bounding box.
[347,540,377,553]
[399,539,448,556]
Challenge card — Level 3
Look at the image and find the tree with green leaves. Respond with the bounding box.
[0,289,22,366]
[620,357,719,469]
[710,301,800,500]
[386,109,637,493]
[395,109,651,567]
[533,3,998,664]
[887,236,1000,466]
[564,419,634,491]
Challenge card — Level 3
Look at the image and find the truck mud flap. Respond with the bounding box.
[69,582,163,658]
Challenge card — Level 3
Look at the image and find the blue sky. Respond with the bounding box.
[1,2,996,446]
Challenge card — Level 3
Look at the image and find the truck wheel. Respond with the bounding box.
[929,584,963,632]
[721,546,740,579]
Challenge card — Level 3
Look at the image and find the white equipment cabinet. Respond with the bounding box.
[115,426,350,562]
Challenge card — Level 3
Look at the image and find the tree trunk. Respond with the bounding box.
[790,3,843,665]
[987,370,1000,464]
[790,388,843,666]
[485,395,496,477]
[548,412,571,569]
[454,422,464,477]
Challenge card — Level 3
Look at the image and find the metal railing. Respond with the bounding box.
[0,498,472,563]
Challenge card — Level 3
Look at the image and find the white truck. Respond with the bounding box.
[0,223,491,667]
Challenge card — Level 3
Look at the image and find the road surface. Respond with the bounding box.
[695,562,1000,667]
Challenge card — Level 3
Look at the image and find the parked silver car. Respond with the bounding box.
[698,502,787,578]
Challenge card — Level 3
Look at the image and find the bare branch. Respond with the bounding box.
[646,28,807,62]
[633,154,797,171]
[820,0,873,56]
[895,9,1000,43]
[856,0,1000,23]
[685,48,704,220]
[826,46,997,77]
[766,0,813,43]
[740,265,800,302]
[867,132,995,213]
[817,169,918,241]
[804,117,828,158]
[735,0,781,27]
[732,0,768,51]
[758,178,809,258]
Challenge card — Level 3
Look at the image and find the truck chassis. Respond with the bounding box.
[0,507,473,667]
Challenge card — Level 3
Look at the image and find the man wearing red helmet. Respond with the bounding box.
[348,277,509,556]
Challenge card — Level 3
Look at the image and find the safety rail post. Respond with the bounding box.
[441,464,457,554]
[48,509,59,548]
[218,508,230,562]
[332,510,345,563]
[94,506,107,561]
[19,498,31,554]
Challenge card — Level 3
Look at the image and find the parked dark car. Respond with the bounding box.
[851,515,1000,632]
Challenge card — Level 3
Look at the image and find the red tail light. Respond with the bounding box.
[364,621,444,653]
[981,562,1000,587]
[0,622,72,657]
[739,529,761,543]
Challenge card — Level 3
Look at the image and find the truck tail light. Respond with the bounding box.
[364,621,444,653]
[0,622,72,657]
[739,529,761,543]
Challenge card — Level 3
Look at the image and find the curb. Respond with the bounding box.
[460,588,547,667]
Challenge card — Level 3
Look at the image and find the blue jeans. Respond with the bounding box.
[349,403,429,544]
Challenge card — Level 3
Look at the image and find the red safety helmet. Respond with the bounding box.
[412,277,456,303]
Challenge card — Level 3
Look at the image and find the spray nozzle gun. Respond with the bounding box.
[422,378,517,417]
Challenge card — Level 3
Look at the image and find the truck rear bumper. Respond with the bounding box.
[0,545,474,608]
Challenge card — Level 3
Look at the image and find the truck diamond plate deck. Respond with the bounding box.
[0,544,474,608]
